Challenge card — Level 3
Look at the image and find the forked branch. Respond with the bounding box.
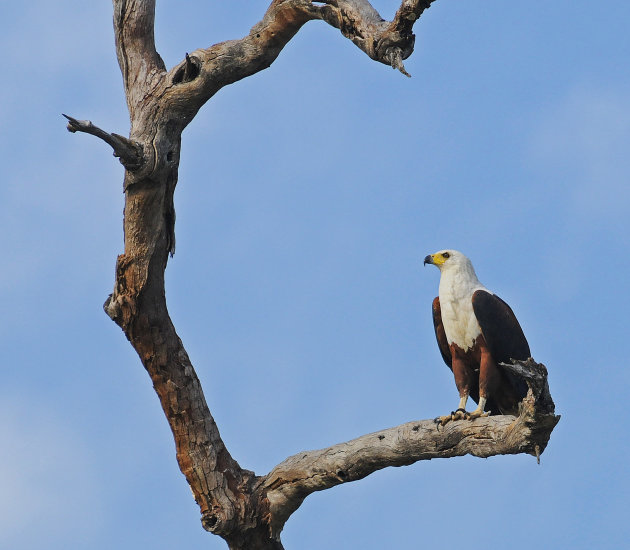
[159,0,438,122]
[64,2,561,549]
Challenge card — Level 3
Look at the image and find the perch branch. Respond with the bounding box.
[63,114,143,170]
[262,366,559,537]
[500,358,556,414]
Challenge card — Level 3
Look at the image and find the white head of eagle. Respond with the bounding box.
[424,250,531,424]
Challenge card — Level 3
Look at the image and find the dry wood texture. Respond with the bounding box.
[65,2,559,549]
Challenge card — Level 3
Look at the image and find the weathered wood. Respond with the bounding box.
[501,358,556,415]
[63,1,560,548]
[62,114,143,169]
[262,365,560,538]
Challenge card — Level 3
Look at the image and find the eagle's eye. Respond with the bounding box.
[442,252,450,259]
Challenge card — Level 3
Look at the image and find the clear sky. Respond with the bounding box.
[2,1,629,549]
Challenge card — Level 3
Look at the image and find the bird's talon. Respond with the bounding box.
[434,414,453,427]
[467,410,490,421]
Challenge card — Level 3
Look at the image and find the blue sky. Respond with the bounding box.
[1,1,629,548]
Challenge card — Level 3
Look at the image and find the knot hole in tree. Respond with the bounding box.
[173,53,201,84]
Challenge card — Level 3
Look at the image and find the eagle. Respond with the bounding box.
[424,250,531,426]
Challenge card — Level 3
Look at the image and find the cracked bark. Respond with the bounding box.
[65,2,559,549]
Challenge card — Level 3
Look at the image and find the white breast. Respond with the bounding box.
[438,267,488,351]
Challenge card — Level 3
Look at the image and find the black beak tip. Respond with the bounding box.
[423,255,432,266]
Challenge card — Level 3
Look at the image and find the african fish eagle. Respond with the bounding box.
[424,250,531,425]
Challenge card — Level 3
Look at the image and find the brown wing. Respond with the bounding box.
[472,290,530,404]
[471,290,530,363]
[432,297,452,369]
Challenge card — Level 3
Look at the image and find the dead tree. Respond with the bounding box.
[64,2,560,549]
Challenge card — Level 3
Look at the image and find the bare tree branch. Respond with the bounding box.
[63,114,143,169]
[262,360,559,537]
[160,0,437,123]
[310,0,438,74]
[113,0,165,101]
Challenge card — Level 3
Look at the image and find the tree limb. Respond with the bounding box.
[63,114,143,170]
[113,0,165,102]
[161,0,438,122]
[262,361,560,537]
[311,0,438,74]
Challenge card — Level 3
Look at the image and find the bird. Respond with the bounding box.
[424,250,531,426]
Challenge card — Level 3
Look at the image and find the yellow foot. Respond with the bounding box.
[434,408,468,428]
[466,409,490,420]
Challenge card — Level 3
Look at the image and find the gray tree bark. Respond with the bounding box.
[65,2,559,549]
